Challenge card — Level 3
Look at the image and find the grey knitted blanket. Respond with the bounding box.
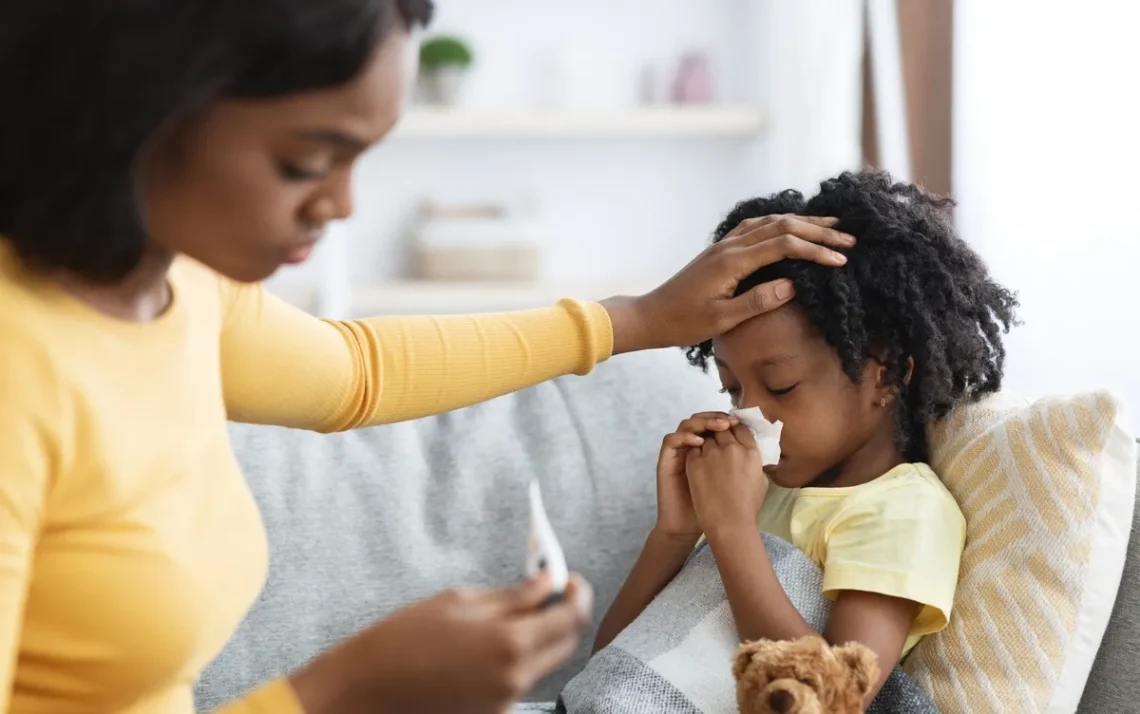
[546,534,937,714]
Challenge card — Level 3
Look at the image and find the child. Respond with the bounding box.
[593,170,1018,702]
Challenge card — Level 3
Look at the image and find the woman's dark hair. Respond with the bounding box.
[687,170,1019,461]
[0,0,433,282]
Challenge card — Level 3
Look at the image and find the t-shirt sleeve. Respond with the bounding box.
[216,279,613,431]
[820,478,966,635]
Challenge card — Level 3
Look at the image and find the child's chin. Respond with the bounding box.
[763,463,797,488]
[766,461,825,490]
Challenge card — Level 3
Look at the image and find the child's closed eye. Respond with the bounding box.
[718,386,742,405]
[766,384,798,397]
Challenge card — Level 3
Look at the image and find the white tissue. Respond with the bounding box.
[730,407,783,466]
[525,480,569,594]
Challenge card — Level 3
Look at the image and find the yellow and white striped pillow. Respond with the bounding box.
[903,391,1136,714]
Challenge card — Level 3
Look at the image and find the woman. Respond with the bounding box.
[0,1,853,713]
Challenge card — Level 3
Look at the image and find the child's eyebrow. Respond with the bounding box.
[714,354,800,369]
[753,354,800,368]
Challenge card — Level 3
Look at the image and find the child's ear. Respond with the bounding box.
[870,355,914,407]
[869,362,893,407]
[902,356,915,386]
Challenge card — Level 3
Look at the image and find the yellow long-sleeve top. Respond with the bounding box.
[0,241,613,714]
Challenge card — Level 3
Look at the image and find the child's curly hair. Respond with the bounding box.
[686,170,1019,462]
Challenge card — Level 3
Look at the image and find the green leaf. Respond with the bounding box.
[419,35,474,69]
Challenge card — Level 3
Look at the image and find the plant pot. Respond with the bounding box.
[419,67,468,105]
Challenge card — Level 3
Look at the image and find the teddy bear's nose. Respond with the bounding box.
[769,688,795,713]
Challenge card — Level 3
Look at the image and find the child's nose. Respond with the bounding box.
[737,392,778,422]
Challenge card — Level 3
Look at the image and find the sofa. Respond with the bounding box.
[195,349,1140,713]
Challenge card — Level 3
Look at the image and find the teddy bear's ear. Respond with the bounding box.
[833,642,881,696]
[733,639,793,681]
[733,640,774,681]
[732,643,756,680]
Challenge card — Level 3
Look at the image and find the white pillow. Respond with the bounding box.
[904,390,1136,714]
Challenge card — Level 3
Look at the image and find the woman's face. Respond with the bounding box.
[142,30,413,282]
[712,303,894,488]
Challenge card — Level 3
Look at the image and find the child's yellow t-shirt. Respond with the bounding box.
[758,462,966,655]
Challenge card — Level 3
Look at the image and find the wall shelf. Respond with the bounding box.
[350,279,660,315]
[391,105,767,139]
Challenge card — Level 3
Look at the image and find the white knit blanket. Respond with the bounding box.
[547,534,938,714]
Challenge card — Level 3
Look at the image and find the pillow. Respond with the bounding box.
[904,390,1137,714]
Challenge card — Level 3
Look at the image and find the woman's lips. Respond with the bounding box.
[283,242,316,265]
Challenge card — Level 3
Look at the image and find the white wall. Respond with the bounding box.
[270,0,864,302]
[954,1,1140,415]
[272,0,767,295]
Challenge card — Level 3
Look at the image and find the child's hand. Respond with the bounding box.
[655,412,738,541]
[685,424,768,535]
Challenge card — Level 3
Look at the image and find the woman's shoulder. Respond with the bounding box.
[1,243,66,364]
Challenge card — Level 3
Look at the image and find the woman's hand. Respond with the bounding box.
[602,215,854,354]
[290,574,592,714]
[685,424,768,536]
[655,411,739,541]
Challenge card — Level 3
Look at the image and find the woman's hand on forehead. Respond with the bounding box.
[603,215,854,354]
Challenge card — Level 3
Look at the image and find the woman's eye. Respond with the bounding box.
[277,161,327,181]
[767,384,798,397]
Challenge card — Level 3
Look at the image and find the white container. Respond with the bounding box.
[411,203,543,282]
[418,67,467,106]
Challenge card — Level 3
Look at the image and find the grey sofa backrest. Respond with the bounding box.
[197,350,727,708]
[197,346,1139,713]
[1076,444,1140,714]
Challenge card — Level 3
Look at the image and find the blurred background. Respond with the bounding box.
[267,0,1139,414]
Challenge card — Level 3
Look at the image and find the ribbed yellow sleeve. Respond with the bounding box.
[212,679,305,714]
[219,281,614,431]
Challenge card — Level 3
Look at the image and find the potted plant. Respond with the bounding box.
[418,35,474,106]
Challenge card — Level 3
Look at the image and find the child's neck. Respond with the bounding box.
[821,429,906,489]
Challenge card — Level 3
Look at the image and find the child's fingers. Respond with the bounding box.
[677,412,738,434]
[730,423,758,448]
[663,431,705,449]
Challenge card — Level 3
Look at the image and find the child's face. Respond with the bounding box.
[711,303,895,488]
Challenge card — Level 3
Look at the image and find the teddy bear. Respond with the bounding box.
[733,636,879,714]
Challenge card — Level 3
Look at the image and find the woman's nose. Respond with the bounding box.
[309,171,355,224]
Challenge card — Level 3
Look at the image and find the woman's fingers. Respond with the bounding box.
[509,576,593,681]
[728,231,849,271]
[719,231,853,326]
[478,572,557,617]
[723,214,855,251]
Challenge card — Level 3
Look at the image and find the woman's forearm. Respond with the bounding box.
[704,524,816,644]
[219,282,615,431]
[593,529,697,652]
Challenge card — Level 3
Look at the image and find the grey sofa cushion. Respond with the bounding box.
[195,349,727,709]
[1076,444,1140,714]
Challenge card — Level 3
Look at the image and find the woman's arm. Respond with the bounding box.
[0,346,70,712]
[215,215,854,431]
[218,280,613,431]
[705,525,918,702]
[593,529,697,652]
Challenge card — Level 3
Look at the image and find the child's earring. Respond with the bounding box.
[879,396,889,408]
